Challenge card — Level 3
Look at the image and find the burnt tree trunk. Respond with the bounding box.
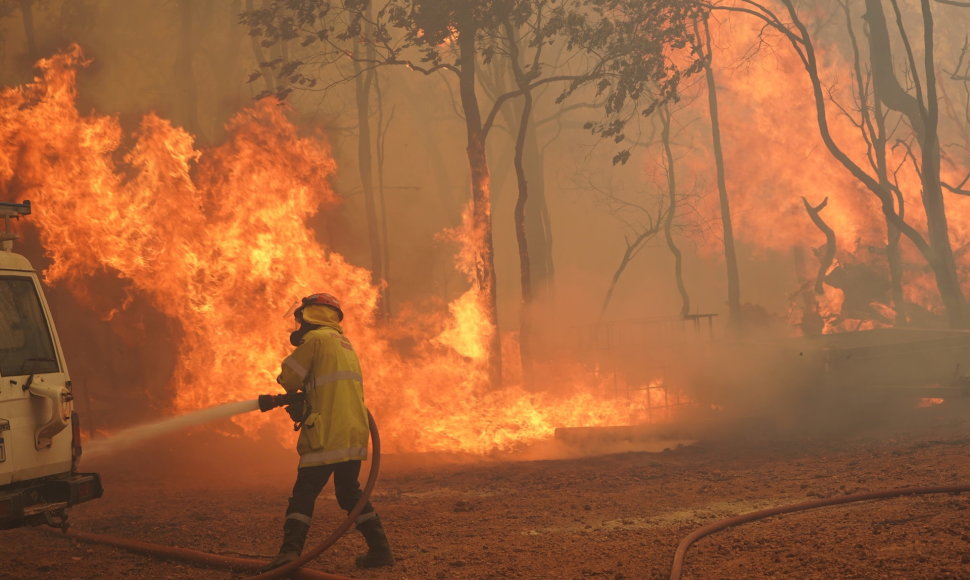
[802,197,836,295]
[352,21,388,319]
[506,20,536,389]
[696,15,740,330]
[865,0,966,326]
[843,0,907,324]
[374,75,393,316]
[457,19,502,388]
[524,125,554,299]
[868,61,907,324]
[660,105,690,318]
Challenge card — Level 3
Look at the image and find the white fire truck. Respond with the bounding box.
[0,200,102,529]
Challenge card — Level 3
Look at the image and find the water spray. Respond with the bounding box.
[83,399,261,460]
[83,392,306,460]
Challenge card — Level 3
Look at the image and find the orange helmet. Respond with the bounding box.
[299,292,343,321]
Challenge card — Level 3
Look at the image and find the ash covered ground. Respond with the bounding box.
[3,401,969,580]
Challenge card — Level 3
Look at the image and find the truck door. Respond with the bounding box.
[0,274,74,487]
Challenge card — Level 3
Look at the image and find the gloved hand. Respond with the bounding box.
[285,401,305,423]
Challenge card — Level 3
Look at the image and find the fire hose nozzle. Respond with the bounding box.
[257,392,304,412]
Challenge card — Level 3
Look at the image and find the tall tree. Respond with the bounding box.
[867,0,962,323]
[693,13,741,329]
[839,0,906,324]
[503,16,539,387]
[659,104,691,318]
[243,0,510,385]
[454,3,503,386]
[243,0,703,386]
[351,9,389,319]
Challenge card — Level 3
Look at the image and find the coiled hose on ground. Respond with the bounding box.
[54,409,384,580]
[668,483,970,580]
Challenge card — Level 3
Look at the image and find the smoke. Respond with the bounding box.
[0,1,967,459]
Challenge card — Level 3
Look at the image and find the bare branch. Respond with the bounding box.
[947,37,970,80]
[942,168,970,195]
[801,197,836,295]
[707,1,809,66]
[892,138,924,182]
[481,72,601,139]
[942,182,970,195]
[600,204,667,316]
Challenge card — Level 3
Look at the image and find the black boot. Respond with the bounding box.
[261,517,310,572]
[355,514,394,568]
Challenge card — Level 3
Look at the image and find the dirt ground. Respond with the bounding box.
[2,400,969,580]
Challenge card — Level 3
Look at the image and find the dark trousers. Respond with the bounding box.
[286,460,374,520]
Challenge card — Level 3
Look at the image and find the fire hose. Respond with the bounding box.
[50,402,970,579]
[53,400,383,580]
[668,483,970,580]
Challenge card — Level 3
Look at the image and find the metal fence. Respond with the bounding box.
[568,314,720,420]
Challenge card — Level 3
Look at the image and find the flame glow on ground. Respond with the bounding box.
[0,46,681,455]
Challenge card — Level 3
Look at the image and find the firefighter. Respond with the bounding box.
[263,292,394,571]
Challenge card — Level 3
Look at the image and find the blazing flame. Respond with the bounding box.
[1,45,683,454]
[433,202,493,360]
[685,11,970,333]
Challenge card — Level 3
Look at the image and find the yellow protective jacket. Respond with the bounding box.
[277,307,369,467]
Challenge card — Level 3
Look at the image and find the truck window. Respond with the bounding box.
[0,277,59,376]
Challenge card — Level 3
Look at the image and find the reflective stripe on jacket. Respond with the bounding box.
[278,324,369,467]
